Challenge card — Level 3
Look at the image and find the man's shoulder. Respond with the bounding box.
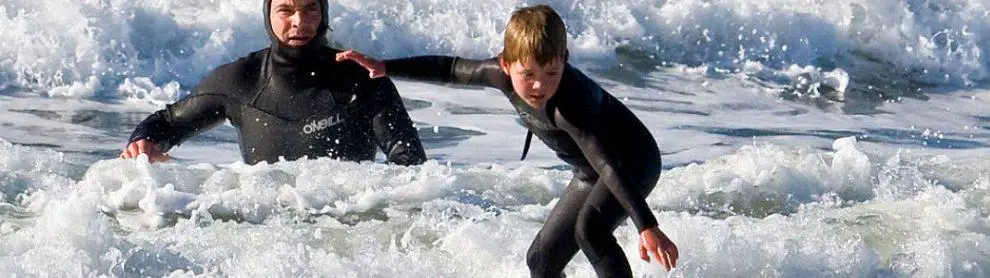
[188,49,268,99]
[197,49,267,87]
[210,49,268,76]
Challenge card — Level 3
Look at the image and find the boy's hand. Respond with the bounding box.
[120,139,170,163]
[336,50,386,79]
[639,226,679,271]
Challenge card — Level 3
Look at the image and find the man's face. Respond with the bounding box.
[270,0,322,47]
[500,56,564,109]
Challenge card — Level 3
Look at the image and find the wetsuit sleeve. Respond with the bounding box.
[366,77,427,166]
[127,90,227,153]
[383,56,509,90]
[553,102,659,232]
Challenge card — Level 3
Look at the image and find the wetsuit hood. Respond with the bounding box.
[263,0,331,62]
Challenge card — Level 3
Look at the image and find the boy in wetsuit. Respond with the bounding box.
[337,5,679,277]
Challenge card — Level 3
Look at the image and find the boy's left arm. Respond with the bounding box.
[554,107,658,232]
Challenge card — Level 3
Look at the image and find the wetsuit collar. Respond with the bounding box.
[264,0,331,64]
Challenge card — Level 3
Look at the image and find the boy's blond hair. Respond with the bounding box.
[501,5,568,66]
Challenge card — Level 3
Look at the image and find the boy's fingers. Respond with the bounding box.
[355,59,372,68]
[651,248,668,270]
[663,244,678,268]
[639,245,650,262]
[336,50,353,61]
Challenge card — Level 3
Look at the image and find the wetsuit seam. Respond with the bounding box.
[250,51,275,107]
[450,57,460,84]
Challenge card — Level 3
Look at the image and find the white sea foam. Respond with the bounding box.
[2,136,989,276]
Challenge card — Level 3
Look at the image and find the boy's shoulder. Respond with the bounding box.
[547,65,607,131]
[554,64,607,111]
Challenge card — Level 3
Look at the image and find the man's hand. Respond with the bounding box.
[119,139,170,163]
[336,50,386,79]
[639,226,679,271]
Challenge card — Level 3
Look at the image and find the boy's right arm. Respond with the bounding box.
[336,51,507,90]
[383,56,503,88]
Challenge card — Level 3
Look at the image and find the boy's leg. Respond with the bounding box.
[527,177,595,278]
[575,169,660,277]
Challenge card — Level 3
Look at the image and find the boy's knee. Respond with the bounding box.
[527,235,555,274]
[526,235,569,278]
[526,241,542,270]
[574,206,601,245]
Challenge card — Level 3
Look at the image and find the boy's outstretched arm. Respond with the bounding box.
[336,50,507,89]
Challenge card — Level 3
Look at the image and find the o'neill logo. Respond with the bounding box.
[303,113,344,134]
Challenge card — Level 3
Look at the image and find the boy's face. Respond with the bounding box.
[500,56,564,109]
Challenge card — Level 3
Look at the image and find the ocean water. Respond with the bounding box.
[1,0,989,277]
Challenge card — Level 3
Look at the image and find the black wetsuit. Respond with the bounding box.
[127,0,426,166]
[385,56,663,277]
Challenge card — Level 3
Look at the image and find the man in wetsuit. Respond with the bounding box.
[119,0,426,166]
[337,5,679,277]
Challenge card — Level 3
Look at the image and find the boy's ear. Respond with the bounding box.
[499,57,511,76]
